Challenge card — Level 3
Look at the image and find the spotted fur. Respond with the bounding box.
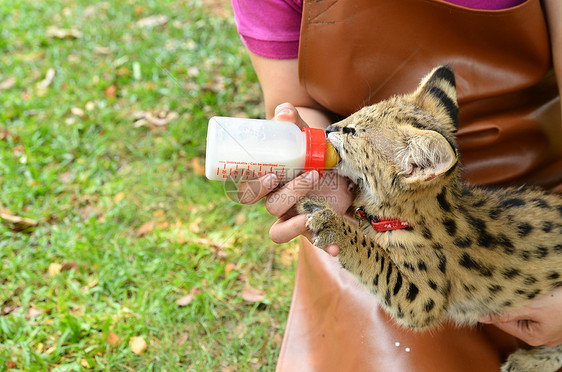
[298,66,562,372]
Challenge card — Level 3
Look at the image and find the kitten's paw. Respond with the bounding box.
[298,197,343,248]
[298,196,332,215]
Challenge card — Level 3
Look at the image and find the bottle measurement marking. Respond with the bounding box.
[214,162,288,180]
[214,160,290,180]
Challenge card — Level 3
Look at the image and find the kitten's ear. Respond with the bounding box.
[410,65,459,133]
[396,129,457,183]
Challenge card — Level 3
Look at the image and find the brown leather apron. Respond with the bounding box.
[277,0,562,371]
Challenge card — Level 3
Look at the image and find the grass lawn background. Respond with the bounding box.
[0,0,297,370]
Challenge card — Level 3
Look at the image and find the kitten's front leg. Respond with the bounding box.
[298,196,447,329]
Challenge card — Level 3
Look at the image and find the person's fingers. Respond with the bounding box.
[265,171,319,217]
[269,214,309,244]
[273,102,308,129]
[493,320,545,346]
[478,307,528,324]
[238,174,279,204]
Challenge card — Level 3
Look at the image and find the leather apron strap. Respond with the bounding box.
[298,0,562,189]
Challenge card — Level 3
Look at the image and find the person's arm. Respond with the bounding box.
[248,52,333,126]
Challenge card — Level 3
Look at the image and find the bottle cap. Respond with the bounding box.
[303,127,327,177]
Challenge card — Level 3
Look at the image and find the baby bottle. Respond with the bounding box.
[205,116,340,182]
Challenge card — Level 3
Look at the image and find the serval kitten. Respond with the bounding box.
[299,66,562,372]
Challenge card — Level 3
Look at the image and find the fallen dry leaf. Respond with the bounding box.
[36,68,56,90]
[0,213,38,232]
[0,77,16,91]
[80,358,92,369]
[224,262,236,277]
[6,361,16,369]
[104,85,117,98]
[12,144,27,164]
[146,111,178,126]
[83,278,98,293]
[177,334,189,346]
[136,220,155,236]
[70,305,84,316]
[2,306,21,316]
[61,261,79,271]
[28,307,44,318]
[153,209,165,219]
[132,110,179,128]
[48,262,62,277]
[202,0,233,17]
[83,5,97,17]
[59,171,73,184]
[250,360,263,371]
[93,45,111,55]
[79,204,97,220]
[234,111,249,118]
[157,221,169,229]
[280,247,297,267]
[272,332,284,346]
[234,213,246,226]
[0,128,14,141]
[189,217,202,234]
[113,192,125,202]
[186,66,199,77]
[117,66,129,77]
[129,336,147,354]
[46,27,82,39]
[190,158,205,176]
[192,237,227,258]
[202,76,226,93]
[176,287,200,307]
[71,107,86,118]
[174,231,188,244]
[136,14,168,28]
[134,5,146,15]
[241,287,266,303]
[106,331,121,347]
[67,54,80,64]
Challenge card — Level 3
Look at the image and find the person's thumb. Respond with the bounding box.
[273,102,308,129]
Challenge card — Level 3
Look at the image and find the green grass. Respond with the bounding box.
[0,1,297,370]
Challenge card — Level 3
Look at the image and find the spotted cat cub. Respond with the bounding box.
[298,66,562,372]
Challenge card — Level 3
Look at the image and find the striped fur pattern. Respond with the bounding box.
[298,66,562,372]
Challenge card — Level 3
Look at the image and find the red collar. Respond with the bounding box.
[354,207,413,232]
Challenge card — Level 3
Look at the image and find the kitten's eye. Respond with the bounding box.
[342,127,356,135]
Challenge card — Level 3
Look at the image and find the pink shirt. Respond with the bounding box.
[231,0,527,59]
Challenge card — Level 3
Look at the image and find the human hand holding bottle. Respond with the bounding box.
[238,103,354,255]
